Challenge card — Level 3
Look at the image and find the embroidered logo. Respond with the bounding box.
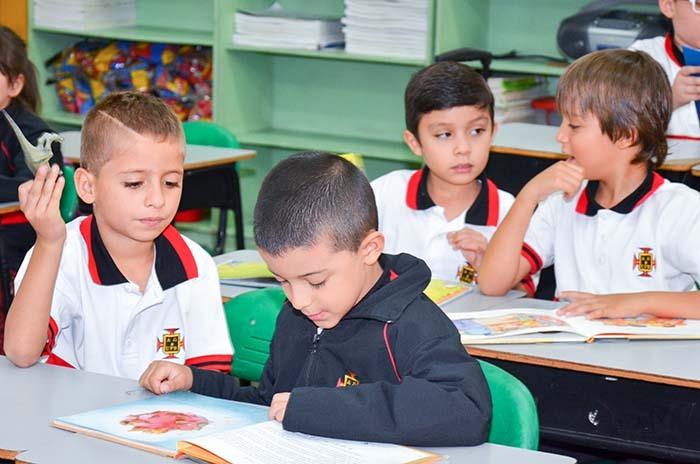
[336,371,360,387]
[156,328,184,359]
[633,247,656,278]
[457,263,477,284]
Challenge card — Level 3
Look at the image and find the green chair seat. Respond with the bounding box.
[479,359,539,450]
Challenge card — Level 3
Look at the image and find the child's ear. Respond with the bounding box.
[658,0,675,18]
[8,74,24,98]
[74,167,96,205]
[615,128,638,151]
[359,230,384,265]
[403,130,424,158]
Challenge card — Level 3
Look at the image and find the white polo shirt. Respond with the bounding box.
[522,171,700,295]
[371,168,538,292]
[15,215,233,379]
[630,34,700,139]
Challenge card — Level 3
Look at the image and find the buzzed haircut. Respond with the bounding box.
[254,152,378,256]
[405,61,494,138]
[80,91,184,173]
[557,49,672,168]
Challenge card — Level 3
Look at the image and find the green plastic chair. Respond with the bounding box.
[223,287,286,382]
[59,165,78,222]
[181,121,244,254]
[478,360,540,450]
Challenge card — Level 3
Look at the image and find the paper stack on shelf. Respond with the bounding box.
[489,75,549,124]
[233,1,344,51]
[34,0,136,30]
[342,0,429,60]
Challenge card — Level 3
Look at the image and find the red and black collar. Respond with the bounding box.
[575,171,665,216]
[405,168,500,226]
[664,33,686,67]
[80,215,198,290]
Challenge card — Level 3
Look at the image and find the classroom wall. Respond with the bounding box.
[0,0,28,40]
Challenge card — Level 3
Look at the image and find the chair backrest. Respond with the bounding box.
[223,287,286,382]
[478,359,539,450]
[59,165,78,222]
[182,121,240,148]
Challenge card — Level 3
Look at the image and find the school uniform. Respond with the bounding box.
[522,171,700,295]
[630,34,700,139]
[190,253,492,447]
[14,215,233,379]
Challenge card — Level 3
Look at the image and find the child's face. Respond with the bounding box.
[404,105,495,188]
[259,233,384,330]
[0,72,23,110]
[77,133,184,245]
[661,0,700,48]
[556,112,631,180]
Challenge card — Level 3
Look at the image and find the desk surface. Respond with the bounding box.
[465,299,700,389]
[493,123,700,171]
[0,357,574,463]
[0,201,20,214]
[60,130,256,169]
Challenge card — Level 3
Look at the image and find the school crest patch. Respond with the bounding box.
[457,263,477,284]
[633,247,656,278]
[156,328,185,359]
[336,371,360,387]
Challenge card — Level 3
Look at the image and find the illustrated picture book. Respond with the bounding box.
[448,308,700,344]
[53,391,440,463]
[217,260,278,288]
[423,279,472,305]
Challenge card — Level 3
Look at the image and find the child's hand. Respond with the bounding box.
[671,66,700,110]
[556,291,642,319]
[139,361,193,395]
[521,160,584,204]
[269,392,291,422]
[447,227,488,269]
[18,164,66,244]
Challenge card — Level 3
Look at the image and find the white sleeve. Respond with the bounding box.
[522,193,560,274]
[184,253,234,373]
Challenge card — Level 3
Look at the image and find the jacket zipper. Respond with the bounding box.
[303,330,322,385]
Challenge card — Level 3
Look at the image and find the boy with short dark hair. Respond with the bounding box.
[140,152,491,446]
[371,62,535,293]
[479,49,700,319]
[4,91,232,378]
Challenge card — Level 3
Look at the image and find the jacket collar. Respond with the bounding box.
[575,171,665,216]
[79,215,198,290]
[405,167,500,226]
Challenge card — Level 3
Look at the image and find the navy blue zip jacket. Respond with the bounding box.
[191,253,492,446]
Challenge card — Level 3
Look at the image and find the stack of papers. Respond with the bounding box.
[34,0,136,30]
[218,261,278,289]
[233,1,344,51]
[488,75,548,124]
[342,0,430,60]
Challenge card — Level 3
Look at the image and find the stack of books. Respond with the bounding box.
[342,0,429,60]
[34,0,136,30]
[233,2,344,51]
[488,75,549,124]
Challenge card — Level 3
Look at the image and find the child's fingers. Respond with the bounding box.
[25,164,50,210]
[35,165,61,213]
[17,180,33,209]
[48,176,65,211]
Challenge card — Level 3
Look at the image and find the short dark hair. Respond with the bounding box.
[405,61,494,138]
[254,152,378,256]
[557,49,671,168]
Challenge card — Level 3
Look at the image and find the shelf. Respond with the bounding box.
[462,58,569,77]
[42,109,85,127]
[227,44,427,67]
[238,128,416,163]
[33,25,214,46]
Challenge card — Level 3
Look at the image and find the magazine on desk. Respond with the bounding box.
[52,391,439,463]
[448,308,700,344]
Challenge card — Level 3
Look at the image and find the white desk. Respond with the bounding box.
[0,357,574,463]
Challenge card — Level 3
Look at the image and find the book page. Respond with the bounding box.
[182,421,439,464]
[567,314,700,339]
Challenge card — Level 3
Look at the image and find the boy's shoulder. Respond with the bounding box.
[629,36,668,61]
[370,169,416,191]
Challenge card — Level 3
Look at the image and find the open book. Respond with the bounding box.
[52,391,439,463]
[448,308,700,344]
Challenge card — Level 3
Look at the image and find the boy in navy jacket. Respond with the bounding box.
[140,151,491,446]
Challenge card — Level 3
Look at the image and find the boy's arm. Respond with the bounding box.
[282,333,491,447]
[479,161,584,296]
[4,165,66,367]
[557,291,700,319]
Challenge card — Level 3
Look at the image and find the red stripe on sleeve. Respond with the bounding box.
[186,354,232,373]
[521,242,543,274]
[46,353,75,368]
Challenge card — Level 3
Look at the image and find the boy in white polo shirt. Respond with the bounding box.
[630,0,700,139]
[4,91,233,378]
[479,49,700,319]
[371,62,536,294]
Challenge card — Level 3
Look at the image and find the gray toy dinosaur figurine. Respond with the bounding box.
[2,109,63,174]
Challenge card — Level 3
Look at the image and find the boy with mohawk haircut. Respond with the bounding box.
[4,91,233,378]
